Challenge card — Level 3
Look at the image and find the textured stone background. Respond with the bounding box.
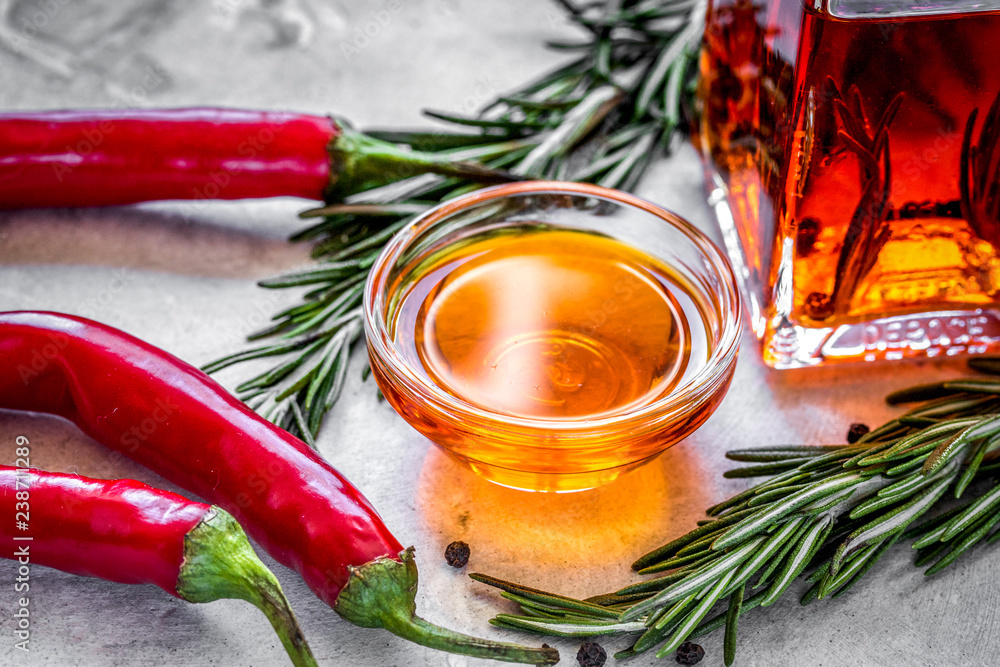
[0,1,996,665]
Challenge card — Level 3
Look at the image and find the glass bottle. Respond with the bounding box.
[696,0,1000,367]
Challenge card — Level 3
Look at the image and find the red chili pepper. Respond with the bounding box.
[0,465,316,666]
[0,311,558,665]
[0,108,511,209]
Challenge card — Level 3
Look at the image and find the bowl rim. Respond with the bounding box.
[363,180,742,433]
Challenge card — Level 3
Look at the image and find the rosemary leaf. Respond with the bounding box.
[208,0,703,440]
[621,538,764,622]
[940,484,1000,541]
[954,433,997,498]
[724,585,743,667]
[476,371,1000,663]
[712,473,862,551]
[726,446,844,463]
[655,570,737,658]
[760,516,833,606]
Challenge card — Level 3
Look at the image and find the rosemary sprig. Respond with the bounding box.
[960,89,1000,245]
[473,359,1000,664]
[808,80,902,320]
[207,0,706,442]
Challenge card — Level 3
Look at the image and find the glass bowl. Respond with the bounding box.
[363,181,741,492]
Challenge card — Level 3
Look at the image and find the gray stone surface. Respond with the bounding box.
[0,1,996,665]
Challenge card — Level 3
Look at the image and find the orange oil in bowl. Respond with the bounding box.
[364,182,741,492]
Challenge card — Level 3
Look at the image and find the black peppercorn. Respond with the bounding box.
[847,422,870,444]
[444,540,470,568]
[576,641,607,667]
[676,641,705,665]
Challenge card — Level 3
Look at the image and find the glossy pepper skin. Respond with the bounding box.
[0,311,559,665]
[0,465,318,667]
[0,465,205,594]
[0,108,336,208]
[0,108,514,210]
[0,310,401,604]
